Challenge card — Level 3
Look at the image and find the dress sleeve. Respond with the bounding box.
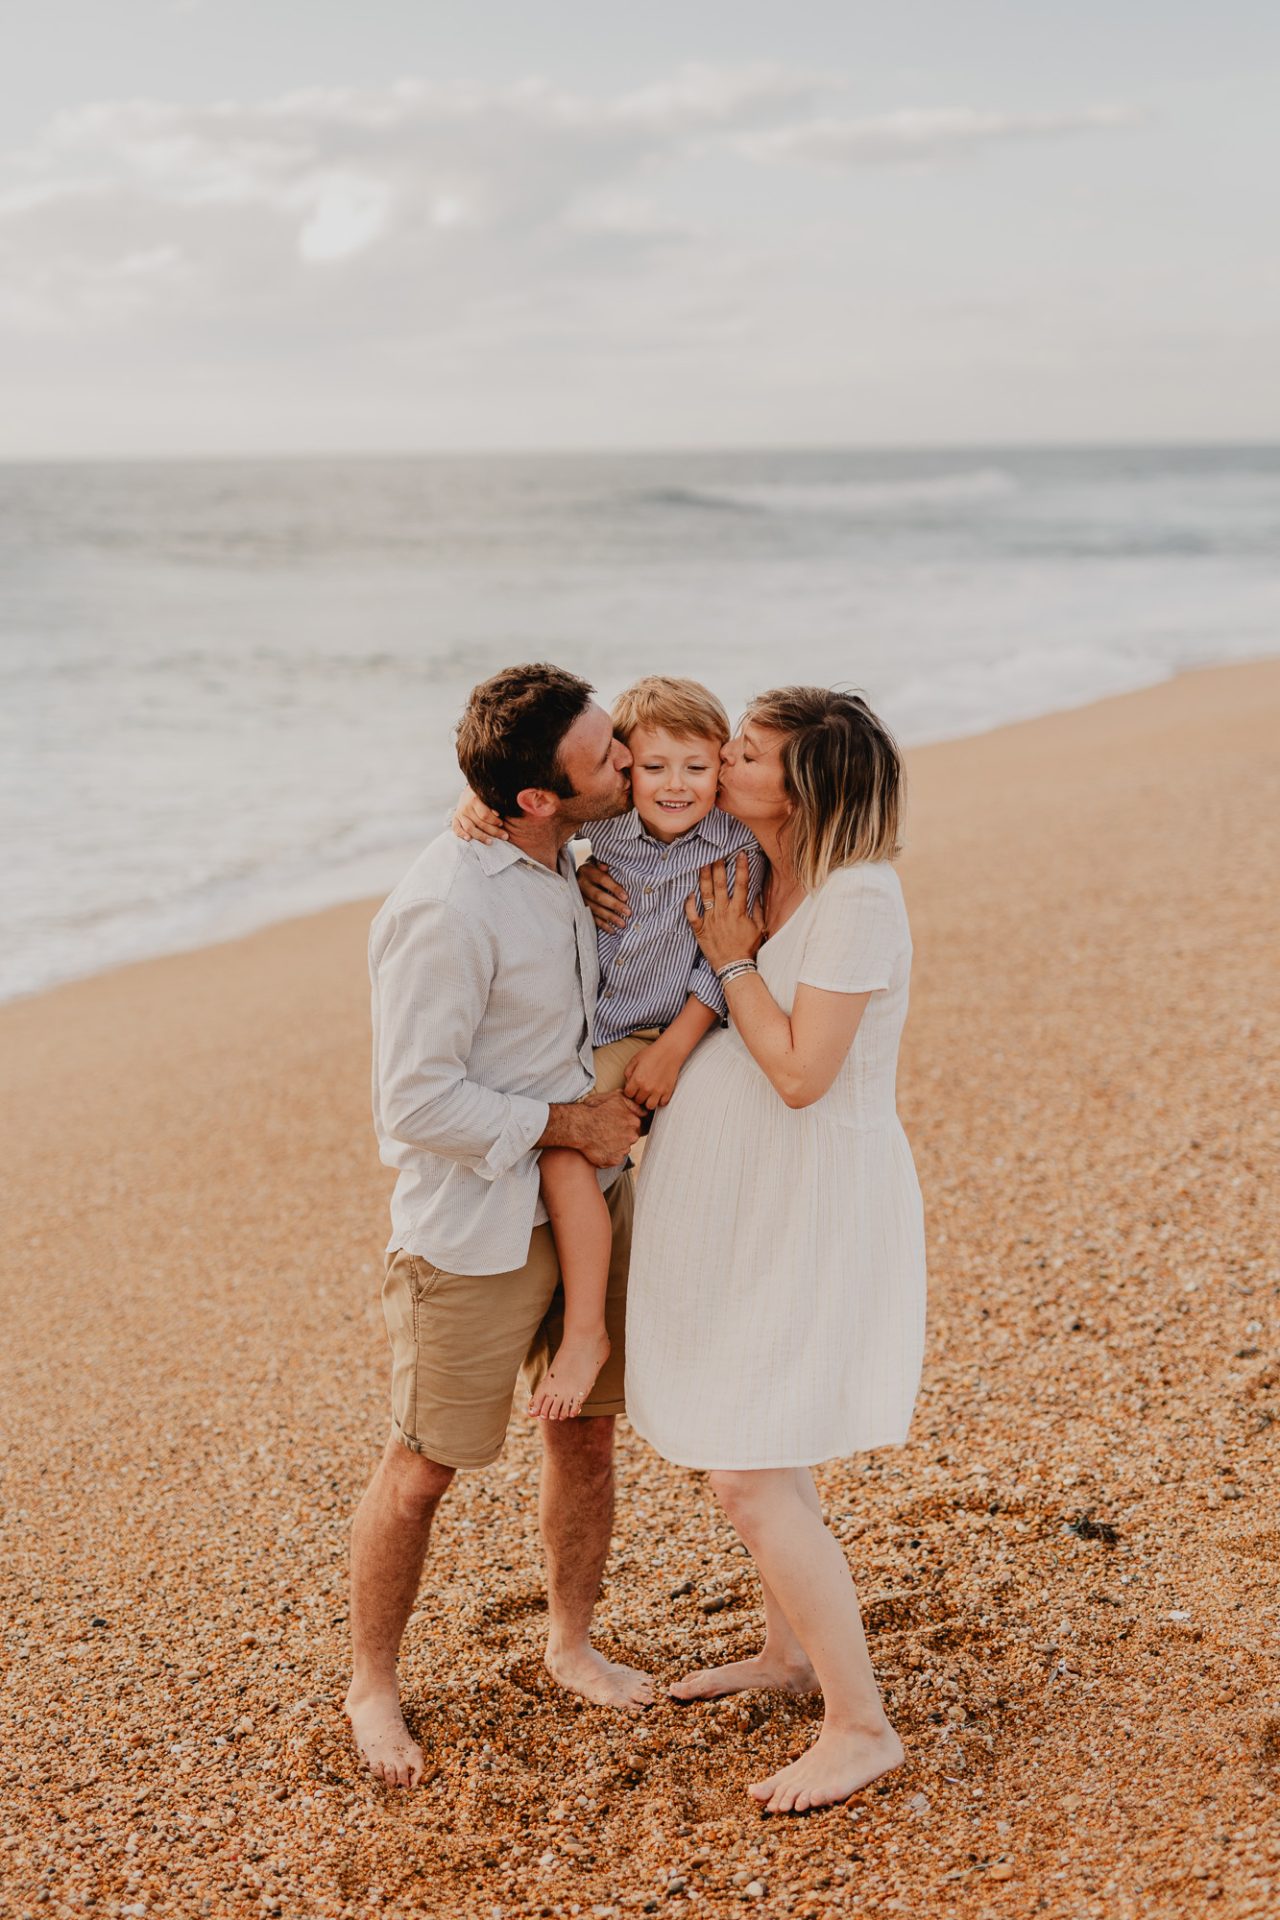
[796,867,903,995]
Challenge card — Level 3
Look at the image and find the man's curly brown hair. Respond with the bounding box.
[456,663,596,819]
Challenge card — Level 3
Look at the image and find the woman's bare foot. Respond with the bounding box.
[528,1329,611,1420]
[545,1642,655,1709]
[669,1650,818,1702]
[748,1721,905,1814]
[343,1683,426,1789]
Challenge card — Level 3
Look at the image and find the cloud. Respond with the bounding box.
[736,104,1140,168]
[0,73,1140,340]
[0,68,1161,453]
[0,68,834,331]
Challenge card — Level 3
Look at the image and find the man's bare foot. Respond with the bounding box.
[545,1643,655,1709]
[669,1650,819,1702]
[748,1722,905,1814]
[528,1329,611,1421]
[344,1683,426,1789]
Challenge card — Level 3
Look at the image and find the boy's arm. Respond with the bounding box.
[622,994,719,1110]
[656,993,720,1064]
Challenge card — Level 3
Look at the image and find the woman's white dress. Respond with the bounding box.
[625,861,926,1470]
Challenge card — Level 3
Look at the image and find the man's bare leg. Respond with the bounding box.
[540,1415,653,1709]
[344,1436,455,1786]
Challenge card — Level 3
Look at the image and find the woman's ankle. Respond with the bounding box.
[818,1705,898,1742]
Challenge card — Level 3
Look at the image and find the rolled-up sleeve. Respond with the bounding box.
[373,899,549,1179]
[688,952,728,1019]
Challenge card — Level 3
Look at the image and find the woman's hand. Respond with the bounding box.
[685,852,765,971]
[577,858,630,933]
[450,788,508,843]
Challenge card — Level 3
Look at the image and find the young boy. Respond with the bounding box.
[455,676,763,1420]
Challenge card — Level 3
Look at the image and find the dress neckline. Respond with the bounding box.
[761,889,814,947]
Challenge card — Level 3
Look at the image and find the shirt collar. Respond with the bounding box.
[695,807,741,849]
[472,838,572,881]
[626,805,731,854]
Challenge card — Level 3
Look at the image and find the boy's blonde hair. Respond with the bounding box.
[610,675,730,747]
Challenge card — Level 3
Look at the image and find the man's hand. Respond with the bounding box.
[623,1040,682,1112]
[540,1090,643,1166]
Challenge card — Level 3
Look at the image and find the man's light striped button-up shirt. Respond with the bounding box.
[582,807,764,1047]
[370,832,622,1277]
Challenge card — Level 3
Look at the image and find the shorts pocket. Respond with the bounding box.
[407,1254,445,1303]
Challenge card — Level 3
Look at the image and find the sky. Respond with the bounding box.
[2,1,1278,456]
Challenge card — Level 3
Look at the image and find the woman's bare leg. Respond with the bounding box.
[708,1467,903,1812]
[670,1469,819,1700]
[528,1148,612,1420]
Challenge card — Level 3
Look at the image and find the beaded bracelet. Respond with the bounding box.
[716,959,759,985]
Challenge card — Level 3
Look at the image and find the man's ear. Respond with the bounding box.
[514,787,558,821]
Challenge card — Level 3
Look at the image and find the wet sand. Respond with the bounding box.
[2,661,1277,1919]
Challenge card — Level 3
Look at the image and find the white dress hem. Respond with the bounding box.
[624,1415,912,1473]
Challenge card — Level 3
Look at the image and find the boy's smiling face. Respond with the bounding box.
[627,725,723,844]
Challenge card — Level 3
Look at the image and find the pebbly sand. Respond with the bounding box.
[1,661,1277,1920]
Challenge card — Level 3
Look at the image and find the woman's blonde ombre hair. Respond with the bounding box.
[610,675,731,746]
[747,686,903,891]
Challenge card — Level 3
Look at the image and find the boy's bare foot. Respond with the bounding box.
[545,1643,655,1709]
[528,1329,611,1420]
[748,1722,904,1814]
[344,1683,426,1789]
[669,1651,818,1701]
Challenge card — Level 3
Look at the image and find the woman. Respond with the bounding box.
[606,686,926,1814]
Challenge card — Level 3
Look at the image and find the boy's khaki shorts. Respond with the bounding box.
[382,1166,634,1471]
[590,1027,659,1093]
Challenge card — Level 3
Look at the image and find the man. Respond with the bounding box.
[345,663,649,1789]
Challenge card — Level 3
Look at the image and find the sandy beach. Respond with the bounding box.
[2,660,1277,1920]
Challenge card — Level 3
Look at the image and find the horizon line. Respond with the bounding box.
[2,434,1279,468]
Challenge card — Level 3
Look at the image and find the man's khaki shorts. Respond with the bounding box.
[382,1167,634,1471]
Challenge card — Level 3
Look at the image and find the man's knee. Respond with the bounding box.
[542,1413,615,1480]
[380,1437,455,1518]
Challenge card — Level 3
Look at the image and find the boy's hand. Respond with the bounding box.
[623,1040,682,1112]
[578,858,630,933]
[451,787,508,843]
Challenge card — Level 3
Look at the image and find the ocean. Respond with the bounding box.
[3,444,1278,1003]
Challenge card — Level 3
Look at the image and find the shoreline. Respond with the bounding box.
[7,652,1276,1012]
[2,657,1278,1917]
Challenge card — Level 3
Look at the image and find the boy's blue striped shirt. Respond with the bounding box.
[581,807,765,1047]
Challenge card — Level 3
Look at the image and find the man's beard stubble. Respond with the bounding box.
[561,771,632,826]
